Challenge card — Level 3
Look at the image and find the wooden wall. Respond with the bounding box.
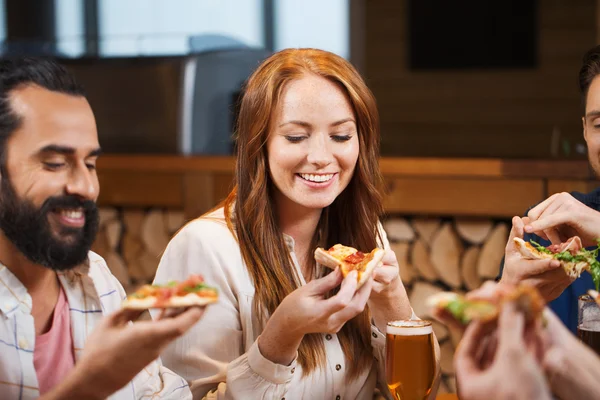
[364,0,597,158]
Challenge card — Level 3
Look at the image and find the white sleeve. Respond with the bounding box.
[151,220,297,400]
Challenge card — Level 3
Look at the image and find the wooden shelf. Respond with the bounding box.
[99,155,592,179]
[96,155,596,218]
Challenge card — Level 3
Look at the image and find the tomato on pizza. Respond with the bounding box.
[314,244,385,288]
[122,274,218,310]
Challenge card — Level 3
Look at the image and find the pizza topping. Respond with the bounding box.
[128,275,217,301]
[344,251,365,265]
[530,238,600,291]
[547,236,583,255]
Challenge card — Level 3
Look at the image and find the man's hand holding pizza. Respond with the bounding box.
[41,306,205,400]
[501,216,573,302]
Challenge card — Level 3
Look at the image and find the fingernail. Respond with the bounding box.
[524,225,533,232]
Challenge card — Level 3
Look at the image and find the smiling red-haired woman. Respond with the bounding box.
[153,48,439,399]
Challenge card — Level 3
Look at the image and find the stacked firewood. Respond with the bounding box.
[92,208,186,292]
[383,216,510,394]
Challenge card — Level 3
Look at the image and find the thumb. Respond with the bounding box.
[508,216,525,244]
[308,267,343,294]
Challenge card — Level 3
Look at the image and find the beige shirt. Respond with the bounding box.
[153,208,398,400]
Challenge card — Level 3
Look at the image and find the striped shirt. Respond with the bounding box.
[0,251,192,400]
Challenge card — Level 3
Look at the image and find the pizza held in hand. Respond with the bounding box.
[314,244,385,288]
[427,284,545,326]
[513,236,600,292]
[122,275,219,310]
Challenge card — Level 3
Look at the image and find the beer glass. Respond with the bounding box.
[386,320,436,400]
[578,294,600,355]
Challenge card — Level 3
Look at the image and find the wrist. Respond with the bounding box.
[259,310,304,366]
[41,366,107,400]
[371,276,404,303]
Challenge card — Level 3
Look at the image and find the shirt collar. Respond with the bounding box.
[0,255,91,316]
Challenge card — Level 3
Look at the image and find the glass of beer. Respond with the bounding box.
[386,320,436,400]
[578,294,600,355]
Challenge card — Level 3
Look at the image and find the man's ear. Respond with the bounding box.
[583,116,588,142]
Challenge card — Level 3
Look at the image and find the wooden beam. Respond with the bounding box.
[383,178,544,217]
[98,171,183,208]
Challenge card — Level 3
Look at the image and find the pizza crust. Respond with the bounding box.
[122,292,218,310]
[356,248,385,288]
[314,247,344,269]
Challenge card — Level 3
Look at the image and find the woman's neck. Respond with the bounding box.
[276,198,323,281]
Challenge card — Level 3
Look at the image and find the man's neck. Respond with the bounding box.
[0,233,61,335]
[0,232,58,295]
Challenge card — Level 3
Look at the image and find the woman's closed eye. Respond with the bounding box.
[285,135,307,143]
[331,134,353,142]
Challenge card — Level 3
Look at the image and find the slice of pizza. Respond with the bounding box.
[427,284,544,326]
[513,236,598,281]
[122,275,218,310]
[314,244,385,288]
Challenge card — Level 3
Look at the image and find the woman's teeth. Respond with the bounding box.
[299,173,334,183]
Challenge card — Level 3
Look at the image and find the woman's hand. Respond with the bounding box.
[368,249,412,331]
[371,249,401,295]
[258,268,373,365]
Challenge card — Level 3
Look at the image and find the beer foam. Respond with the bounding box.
[387,320,433,336]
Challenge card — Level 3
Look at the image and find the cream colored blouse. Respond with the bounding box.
[153,208,401,400]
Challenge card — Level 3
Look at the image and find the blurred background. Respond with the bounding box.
[4,2,598,394]
[2,0,594,158]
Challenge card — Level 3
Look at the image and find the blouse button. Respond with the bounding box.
[336,396,341,400]
[291,367,295,374]
[372,332,377,338]
[335,364,342,371]
[325,334,332,340]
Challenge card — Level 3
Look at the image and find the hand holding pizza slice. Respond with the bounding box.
[314,244,385,288]
[513,236,600,290]
[122,274,219,310]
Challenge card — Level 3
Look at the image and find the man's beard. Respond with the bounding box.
[0,176,99,271]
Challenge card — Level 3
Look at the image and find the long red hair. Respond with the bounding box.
[223,48,384,378]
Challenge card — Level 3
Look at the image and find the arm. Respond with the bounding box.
[368,224,412,331]
[541,310,600,400]
[40,307,202,400]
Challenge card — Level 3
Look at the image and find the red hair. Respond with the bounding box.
[223,48,384,378]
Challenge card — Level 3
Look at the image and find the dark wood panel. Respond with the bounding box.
[364,0,595,158]
[383,178,544,217]
[98,171,183,207]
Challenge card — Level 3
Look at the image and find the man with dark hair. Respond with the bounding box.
[0,58,201,399]
[499,45,600,333]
